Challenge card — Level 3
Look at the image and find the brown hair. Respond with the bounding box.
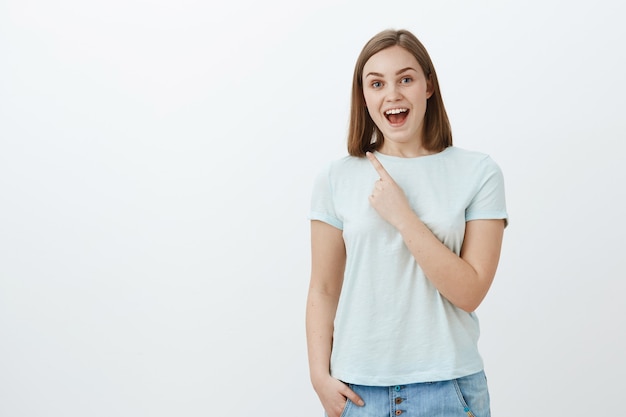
[347,29,452,157]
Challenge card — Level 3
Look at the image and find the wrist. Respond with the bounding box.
[394,210,420,233]
[310,370,331,388]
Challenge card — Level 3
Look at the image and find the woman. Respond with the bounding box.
[306,29,508,417]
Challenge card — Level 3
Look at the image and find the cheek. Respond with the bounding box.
[362,92,378,112]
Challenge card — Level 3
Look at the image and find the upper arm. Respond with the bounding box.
[460,219,505,292]
[310,220,346,298]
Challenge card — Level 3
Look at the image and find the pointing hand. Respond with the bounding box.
[366,152,415,229]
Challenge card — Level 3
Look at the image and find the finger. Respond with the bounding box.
[366,151,393,181]
[341,386,365,407]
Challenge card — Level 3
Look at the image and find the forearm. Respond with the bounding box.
[305,288,339,384]
[396,213,496,312]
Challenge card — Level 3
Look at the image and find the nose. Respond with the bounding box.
[385,83,402,101]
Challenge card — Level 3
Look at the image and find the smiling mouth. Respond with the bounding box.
[385,108,409,124]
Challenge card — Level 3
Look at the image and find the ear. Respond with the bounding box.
[426,75,434,99]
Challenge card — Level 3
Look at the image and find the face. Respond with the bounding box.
[362,45,433,153]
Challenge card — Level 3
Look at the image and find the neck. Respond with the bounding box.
[378,142,435,158]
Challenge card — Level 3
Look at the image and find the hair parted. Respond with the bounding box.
[347,29,453,157]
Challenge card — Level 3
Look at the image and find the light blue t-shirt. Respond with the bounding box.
[310,146,508,386]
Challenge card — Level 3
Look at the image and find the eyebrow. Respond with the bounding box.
[365,67,418,78]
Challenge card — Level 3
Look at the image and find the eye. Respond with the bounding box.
[371,81,382,89]
[401,77,413,84]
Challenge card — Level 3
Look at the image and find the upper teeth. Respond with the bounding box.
[385,108,408,115]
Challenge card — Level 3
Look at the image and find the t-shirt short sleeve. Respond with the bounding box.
[465,156,509,226]
[309,162,343,230]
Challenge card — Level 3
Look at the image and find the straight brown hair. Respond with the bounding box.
[347,29,453,157]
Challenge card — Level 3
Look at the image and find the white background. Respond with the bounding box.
[1,0,625,416]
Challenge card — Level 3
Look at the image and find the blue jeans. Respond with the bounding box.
[329,371,490,417]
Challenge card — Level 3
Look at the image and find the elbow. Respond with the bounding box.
[454,294,486,313]
[458,303,479,314]
[455,275,493,313]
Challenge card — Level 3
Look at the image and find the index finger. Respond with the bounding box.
[366,151,392,180]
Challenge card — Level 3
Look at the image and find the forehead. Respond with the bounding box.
[363,45,421,75]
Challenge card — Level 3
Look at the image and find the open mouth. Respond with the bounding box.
[385,108,409,125]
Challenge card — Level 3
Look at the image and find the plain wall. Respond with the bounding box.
[1,0,625,416]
